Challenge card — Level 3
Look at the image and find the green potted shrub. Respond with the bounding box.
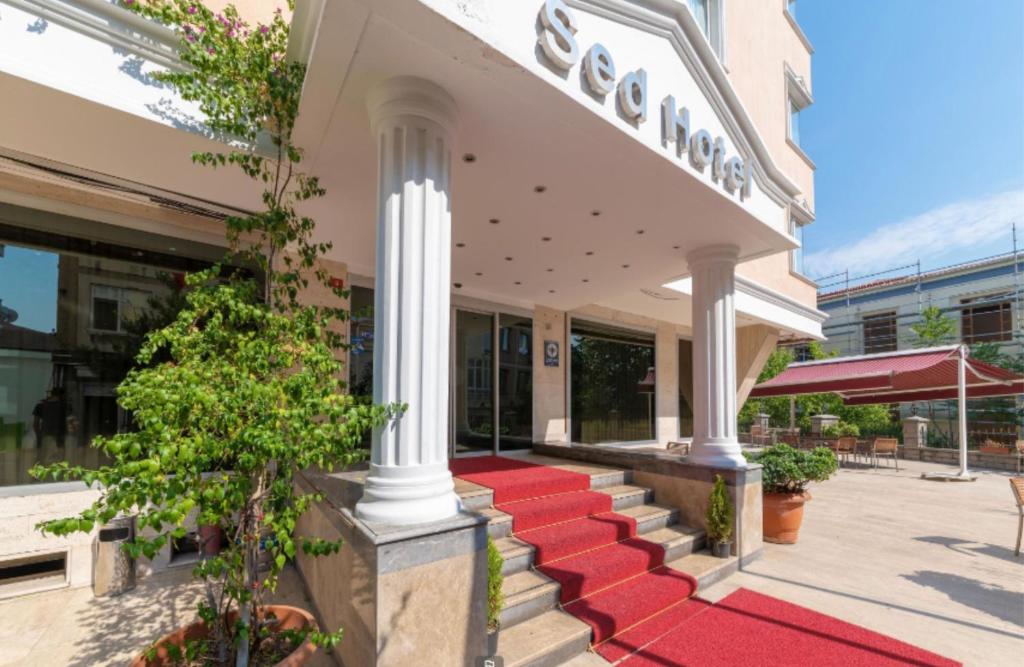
[706,475,734,558]
[31,3,397,665]
[745,444,837,544]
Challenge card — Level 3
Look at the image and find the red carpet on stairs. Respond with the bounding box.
[618,588,960,667]
[450,455,700,655]
[449,455,589,503]
[451,457,958,666]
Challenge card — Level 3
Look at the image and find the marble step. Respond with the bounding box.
[665,550,739,590]
[499,569,561,629]
[491,609,592,667]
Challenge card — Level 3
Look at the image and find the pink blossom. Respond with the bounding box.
[187,5,197,14]
[259,25,269,34]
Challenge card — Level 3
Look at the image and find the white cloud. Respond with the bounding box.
[803,188,1024,280]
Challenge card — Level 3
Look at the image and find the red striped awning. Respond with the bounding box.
[749,345,1024,405]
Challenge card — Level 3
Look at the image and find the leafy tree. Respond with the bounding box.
[909,306,956,348]
[32,3,396,665]
[705,475,734,543]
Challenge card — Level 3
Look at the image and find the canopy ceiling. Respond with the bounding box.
[749,345,1024,405]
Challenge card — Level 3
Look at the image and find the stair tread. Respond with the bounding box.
[665,551,737,580]
[493,609,592,667]
[494,535,534,559]
[596,484,650,498]
[643,524,704,546]
[615,503,676,521]
[502,569,559,604]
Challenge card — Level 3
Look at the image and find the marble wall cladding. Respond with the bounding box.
[634,471,712,533]
[532,306,568,444]
[738,478,763,561]
[377,546,488,666]
[294,474,489,667]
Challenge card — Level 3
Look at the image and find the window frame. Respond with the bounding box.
[961,293,1013,344]
[89,283,151,334]
[862,311,899,355]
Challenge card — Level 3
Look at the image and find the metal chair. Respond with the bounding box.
[871,437,900,470]
[834,436,857,467]
[1010,478,1024,557]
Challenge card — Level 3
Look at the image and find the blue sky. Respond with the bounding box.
[796,0,1024,282]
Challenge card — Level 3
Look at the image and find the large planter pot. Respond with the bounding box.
[130,605,317,667]
[197,524,223,556]
[762,492,811,544]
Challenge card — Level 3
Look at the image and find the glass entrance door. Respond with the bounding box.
[451,308,534,457]
[452,310,495,455]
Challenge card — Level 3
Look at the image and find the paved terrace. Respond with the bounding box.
[0,458,1021,666]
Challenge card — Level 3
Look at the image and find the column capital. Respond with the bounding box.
[686,244,739,268]
[367,76,458,136]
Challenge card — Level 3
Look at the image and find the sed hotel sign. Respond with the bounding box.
[538,0,753,201]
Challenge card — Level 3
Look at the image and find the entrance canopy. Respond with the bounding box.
[749,345,1024,404]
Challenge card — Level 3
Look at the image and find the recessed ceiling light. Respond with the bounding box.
[489,218,500,224]
[475,272,483,276]
[462,153,476,163]
[542,237,552,242]
[673,245,681,250]
[456,242,466,248]
[534,185,547,193]
[622,264,630,268]
[591,210,601,217]
[454,282,463,288]
[636,229,645,235]
[505,256,513,261]
[549,289,556,294]
[585,251,594,256]
[546,268,554,272]
[514,281,522,285]
[582,278,590,283]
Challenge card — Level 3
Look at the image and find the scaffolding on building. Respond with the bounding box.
[795,225,1023,448]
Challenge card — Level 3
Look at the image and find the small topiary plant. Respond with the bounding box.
[706,474,733,544]
[746,444,838,495]
[487,536,505,631]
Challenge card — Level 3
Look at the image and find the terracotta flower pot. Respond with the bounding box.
[130,605,318,667]
[762,491,811,544]
[198,524,223,556]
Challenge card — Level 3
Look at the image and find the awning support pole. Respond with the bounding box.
[957,345,969,476]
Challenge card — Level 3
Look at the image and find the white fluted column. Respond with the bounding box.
[355,77,462,525]
[688,245,746,468]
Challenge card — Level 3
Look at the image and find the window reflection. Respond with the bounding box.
[0,223,215,486]
[571,322,656,444]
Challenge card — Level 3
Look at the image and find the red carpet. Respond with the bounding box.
[564,566,700,644]
[450,455,699,653]
[618,588,960,667]
[451,457,956,666]
[496,490,612,532]
[449,455,589,503]
[540,537,666,603]
[596,597,713,663]
[517,513,637,565]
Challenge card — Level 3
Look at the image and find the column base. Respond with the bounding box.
[688,437,747,468]
[355,462,462,526]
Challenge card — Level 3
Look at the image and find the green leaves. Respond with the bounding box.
[705,475,734,542]
[746,444,838,494]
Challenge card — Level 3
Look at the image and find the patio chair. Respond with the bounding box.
[834,436,857,467]
[1016,440,1024,474]
[1010,478,1024,557]
[871,437,900,470]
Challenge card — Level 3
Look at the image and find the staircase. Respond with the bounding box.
[456,458,739,666]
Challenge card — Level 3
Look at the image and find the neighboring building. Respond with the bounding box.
[0,1,822,661]
[812,251,1024,445]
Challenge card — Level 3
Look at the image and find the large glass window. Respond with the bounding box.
[788,96,802,147]
[454,310,494,455]
[790,217,806,275]
[348,285,374,397]
[571,321,655,444]
[498,314,533,451]
[0,217,219,486]
[688,0,709,36]
[678,338,694,438]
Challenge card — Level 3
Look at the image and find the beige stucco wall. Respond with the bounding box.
[725,1,817,303]
[532,306,568,443]
[655,323,680,445]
